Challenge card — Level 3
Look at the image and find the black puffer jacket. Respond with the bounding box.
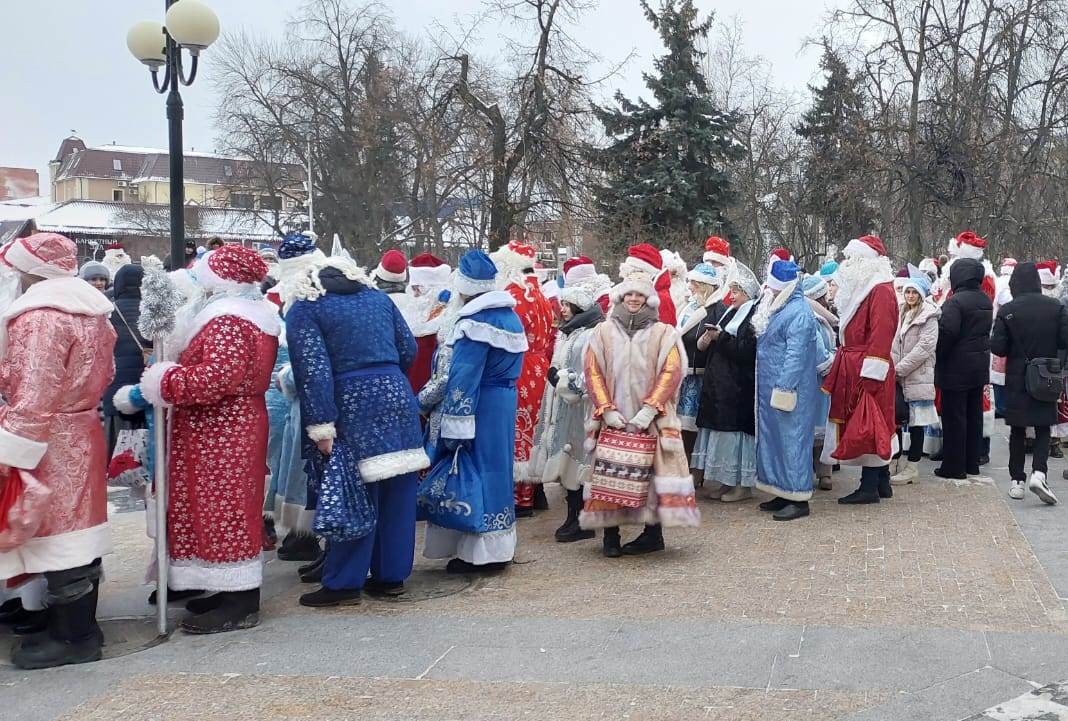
[935,258,992,391]
[696,304,757,434]
[990,263,1068,427]
[680,300,727,375]
[104,264,152,417]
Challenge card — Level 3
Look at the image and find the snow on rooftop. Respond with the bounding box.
[0,197,57,222]
[88,144,240,160]
[32,200,281,240]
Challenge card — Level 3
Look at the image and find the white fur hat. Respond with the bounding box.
[610,269,659,307]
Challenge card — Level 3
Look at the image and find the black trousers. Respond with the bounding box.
[897,426,926,463]
[940,386,983,476]
[1009,426,1050,481]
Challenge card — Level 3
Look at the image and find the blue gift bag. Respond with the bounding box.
[417,446,486,534]
[309,438,376,542]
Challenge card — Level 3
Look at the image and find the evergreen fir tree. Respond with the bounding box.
[593,0,743,250]
[795,46,875,244]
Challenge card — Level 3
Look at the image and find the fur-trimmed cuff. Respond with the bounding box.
[441,414,475,440]
[113,385,148,415]
[359,447,431,483]
[140,361,178,407]
[770,388,797,412]
[0,426,47,470]
[306,422,337,442]
[860,357,890,382]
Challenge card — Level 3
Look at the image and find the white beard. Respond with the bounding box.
[833,255,894,328]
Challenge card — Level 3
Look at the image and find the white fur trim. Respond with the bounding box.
[0,522,112,578]
[358,447,431,483]
[0,276,113,363]
[112,385,140,415]
[844,238,879,260]
[754,480,813,502]
[2,238,77,279]
[409,264,451,288]
[770,388,797,412]
[564,263,596,285]
[956,242,984,260]
[457,290,516,317]
[423,524,516,565]
[0,425,47,470]
[611,279,659,307]
[448,318,529,353]
[169,297,281,355]
[140,361,179,407]
[834,256,895,340]
[653,474,697,496]
[454,273,498,297]
[373,264,407,284]
[621,256,661,279]
[860,357,890,382]
[306,422,337,441]
[274,499,315,535]
[703,250,731,265]
[169,556,262,592]
[441,414,475,440]
[559,286,595,312]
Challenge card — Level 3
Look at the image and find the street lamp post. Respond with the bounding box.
[127,0,219,637]
[127,0,220,268]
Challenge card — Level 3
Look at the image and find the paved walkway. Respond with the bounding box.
[3,424,1067,721]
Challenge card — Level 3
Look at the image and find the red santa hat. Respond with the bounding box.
[620,243,664,280]
[373,249,408,283]
[197,245,269,292]
[843,235,887,260]
[1037,260,1059,287]
[0,232,78,279]
[999,257,1018,276]
[951,231,987,260]
[490,240,537,275]
[408,252,451,288]
[563,255,597,285]
[703,235,731,265]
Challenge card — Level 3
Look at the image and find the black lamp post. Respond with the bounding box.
[127,0,220,268]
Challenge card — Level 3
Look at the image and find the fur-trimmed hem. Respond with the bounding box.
[448,318,529,353]
[169,556,262,593]
[306,422,337,442]
[754,480,813,502]
[272,498,315,535]
[0,523,112,578]
[0,425,47,470]
[654,474,696,496]
[657,506,701,528]
[579,507,656,530]
[359,447,430,483]
[140,361,178,407]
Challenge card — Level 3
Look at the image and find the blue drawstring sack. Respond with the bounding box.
[308,438,376,542]
[417,446,486,534]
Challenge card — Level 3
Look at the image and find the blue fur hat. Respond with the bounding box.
[455,250,498,296]
[279,232,317,260]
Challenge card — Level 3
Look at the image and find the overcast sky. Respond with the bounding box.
[0,1,839,195]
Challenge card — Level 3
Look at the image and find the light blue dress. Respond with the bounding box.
[755,282,820,501]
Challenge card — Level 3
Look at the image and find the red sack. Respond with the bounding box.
[0,469,53,552]
[833,391,892,462]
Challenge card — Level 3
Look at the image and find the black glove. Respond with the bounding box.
[547,366,559,387]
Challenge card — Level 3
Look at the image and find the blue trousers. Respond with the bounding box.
[323,472,417,591]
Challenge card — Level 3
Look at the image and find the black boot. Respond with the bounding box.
[621,524,665,555]
[13,589,101,670]
[877,467,893,499]
[773,501,810,521]
[759,496,790,512]
[298,548,325,576]
[181,589,260,634]
[602,527,622,558]
[276,532,321,562]
[299,586,361,607]
[532,485,550,511]
[263,516,277,550]
[149,587,204,605]
[445,558,510,574]
[839,469,880,505]
[555,489,595,543]
[1051,439,1064,459]
[11,608,48,635]
[0,597,22,623]
[185,593,224,615]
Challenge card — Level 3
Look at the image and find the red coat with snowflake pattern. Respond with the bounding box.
[508,278,554,484]
[158,315,278,591]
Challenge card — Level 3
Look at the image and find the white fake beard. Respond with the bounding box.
[833,255,892,317]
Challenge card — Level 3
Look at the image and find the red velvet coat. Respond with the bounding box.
[509,278,554,494]
[822,281,899,465]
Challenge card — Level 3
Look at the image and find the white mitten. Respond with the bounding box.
[628,404,657,431]
[602,409,626,429]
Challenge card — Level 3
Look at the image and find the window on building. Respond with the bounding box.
[113,159,122,171]
[224,164,233,177]
[259,196,282,211]
[230,193,254,209]
[113,189,124,202]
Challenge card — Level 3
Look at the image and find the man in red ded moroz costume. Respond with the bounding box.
[563,255,612,314]
[405,253,452,394]
[0,233,116,670]
[133,245,281,635]
[821,235,900,504]
[491,240,555,516]
[620,243,676,325]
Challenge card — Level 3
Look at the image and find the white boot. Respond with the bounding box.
[1009,480,1026,500]
[890,461,919,486]
[1028,471,1058,505]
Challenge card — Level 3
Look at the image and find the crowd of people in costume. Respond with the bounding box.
[1,226,1067,671]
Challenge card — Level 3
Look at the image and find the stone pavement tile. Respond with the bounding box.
[834,666,1036,721]
[771,626,990,692]
[254,477,1067,633]
[985,631,1068,682]
[54,673,891,721]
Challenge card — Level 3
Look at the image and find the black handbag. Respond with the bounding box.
[1025,358,1067,402]
[894,382,909,425]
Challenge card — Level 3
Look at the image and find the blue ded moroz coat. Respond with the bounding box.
[755,280,820,501]
[423,290,527,565]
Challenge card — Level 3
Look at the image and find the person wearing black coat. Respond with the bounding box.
[990,262,1068,504]
[934,258,992,480]
[690,286,758,502]
[103,264,152,455]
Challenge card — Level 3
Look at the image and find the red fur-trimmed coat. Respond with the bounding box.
[508,278,554,480]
